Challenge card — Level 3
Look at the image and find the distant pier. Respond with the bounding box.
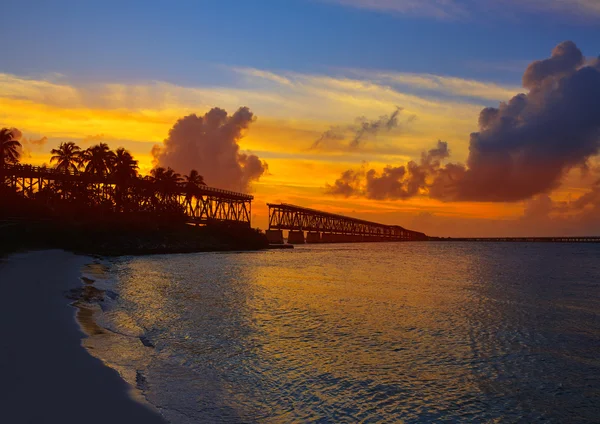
[431,237,600,243]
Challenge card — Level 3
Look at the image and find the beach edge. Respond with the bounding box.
[0,250,167,424]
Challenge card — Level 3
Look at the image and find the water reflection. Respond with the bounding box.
[85,243,600,422]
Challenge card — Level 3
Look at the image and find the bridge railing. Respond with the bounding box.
[3,163,253,200]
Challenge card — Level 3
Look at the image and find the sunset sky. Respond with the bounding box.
[2,0,600,236]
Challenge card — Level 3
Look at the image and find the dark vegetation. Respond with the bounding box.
[0,128,268,256]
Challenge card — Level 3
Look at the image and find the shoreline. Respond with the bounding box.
[0,250,166,424]
[3,244,280,258]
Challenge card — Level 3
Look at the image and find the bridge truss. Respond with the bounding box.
[181,189,251,225]
[267,203,427,242]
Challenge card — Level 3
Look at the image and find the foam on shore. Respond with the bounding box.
[0,250,166,424]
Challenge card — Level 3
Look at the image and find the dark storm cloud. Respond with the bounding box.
[151,107,268,192]
[522,41,584,89]
[326,41,600,203]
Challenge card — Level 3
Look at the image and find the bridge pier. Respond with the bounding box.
[287,230,305,244]
[321,233,335,243]
[320,233,349,243]
[266,229,284,244]
[306,232,321,243]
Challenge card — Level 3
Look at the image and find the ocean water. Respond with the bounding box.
[81,243,600,423]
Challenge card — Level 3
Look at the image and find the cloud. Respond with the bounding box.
[0,66,487,152]
[409,191,600,237]
[326,140,449,199]
[151,107,268,192]
[327,41,600,203]
[7,127,48,161]
[438,41,600,201]
[230,67,490,120]
[324,0,600,20]
[0,66,487,179]
[24,136,48,147]
[311,107,415,150]
[522,41,584,90]
[82,134,112,143]
[510,0,600,18]
[325,167,366,197]
[0,67,489,156]
[347,70,522,102]
[515,181,600,234]
[322,0,467,19]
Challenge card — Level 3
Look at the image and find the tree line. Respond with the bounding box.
[0,128,208,218]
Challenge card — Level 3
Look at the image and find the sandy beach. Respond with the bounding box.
[0,250,166,424]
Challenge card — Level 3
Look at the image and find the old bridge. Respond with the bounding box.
[6,164,600,243]
[3,164,252,226]
[267,203,427,244]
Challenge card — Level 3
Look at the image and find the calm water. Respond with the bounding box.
[83,243,600,423]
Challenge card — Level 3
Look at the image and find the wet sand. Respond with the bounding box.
[0,250,166,424]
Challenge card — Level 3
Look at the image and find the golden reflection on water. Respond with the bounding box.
[240,245,486,420]
[82,243,600,422]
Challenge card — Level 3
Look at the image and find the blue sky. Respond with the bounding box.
[2,0,598,86]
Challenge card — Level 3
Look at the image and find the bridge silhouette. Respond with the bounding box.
[267,203,428,243]
[3,163,252,226]
[5,164,600,244]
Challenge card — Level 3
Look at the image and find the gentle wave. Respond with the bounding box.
[81,243,600,423]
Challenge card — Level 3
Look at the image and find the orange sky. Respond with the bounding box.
[2,69,598,236]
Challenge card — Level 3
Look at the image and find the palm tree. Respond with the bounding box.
[184,169,206,199]
[150,167,182,206]
[81,143,116,176]
[50,142,81,173]
[164,167,182,188]
[150,166,167,184]
[0,128,22,168]
[112,148,138,211]
[152,167,182,189]
[0,128,21,187]
[112,148,138,181]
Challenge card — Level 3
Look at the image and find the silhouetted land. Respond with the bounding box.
[1,191,269,257]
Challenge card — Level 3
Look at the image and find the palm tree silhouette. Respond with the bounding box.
[0,128,22,167]
[112,148,138,181]
[151,167,182,205]
[0,128,22,187]
[184,169,206,199]
[50,142,81,173]
[81,143,116,176]
[111,148,139,211]
[153,167,182,188]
